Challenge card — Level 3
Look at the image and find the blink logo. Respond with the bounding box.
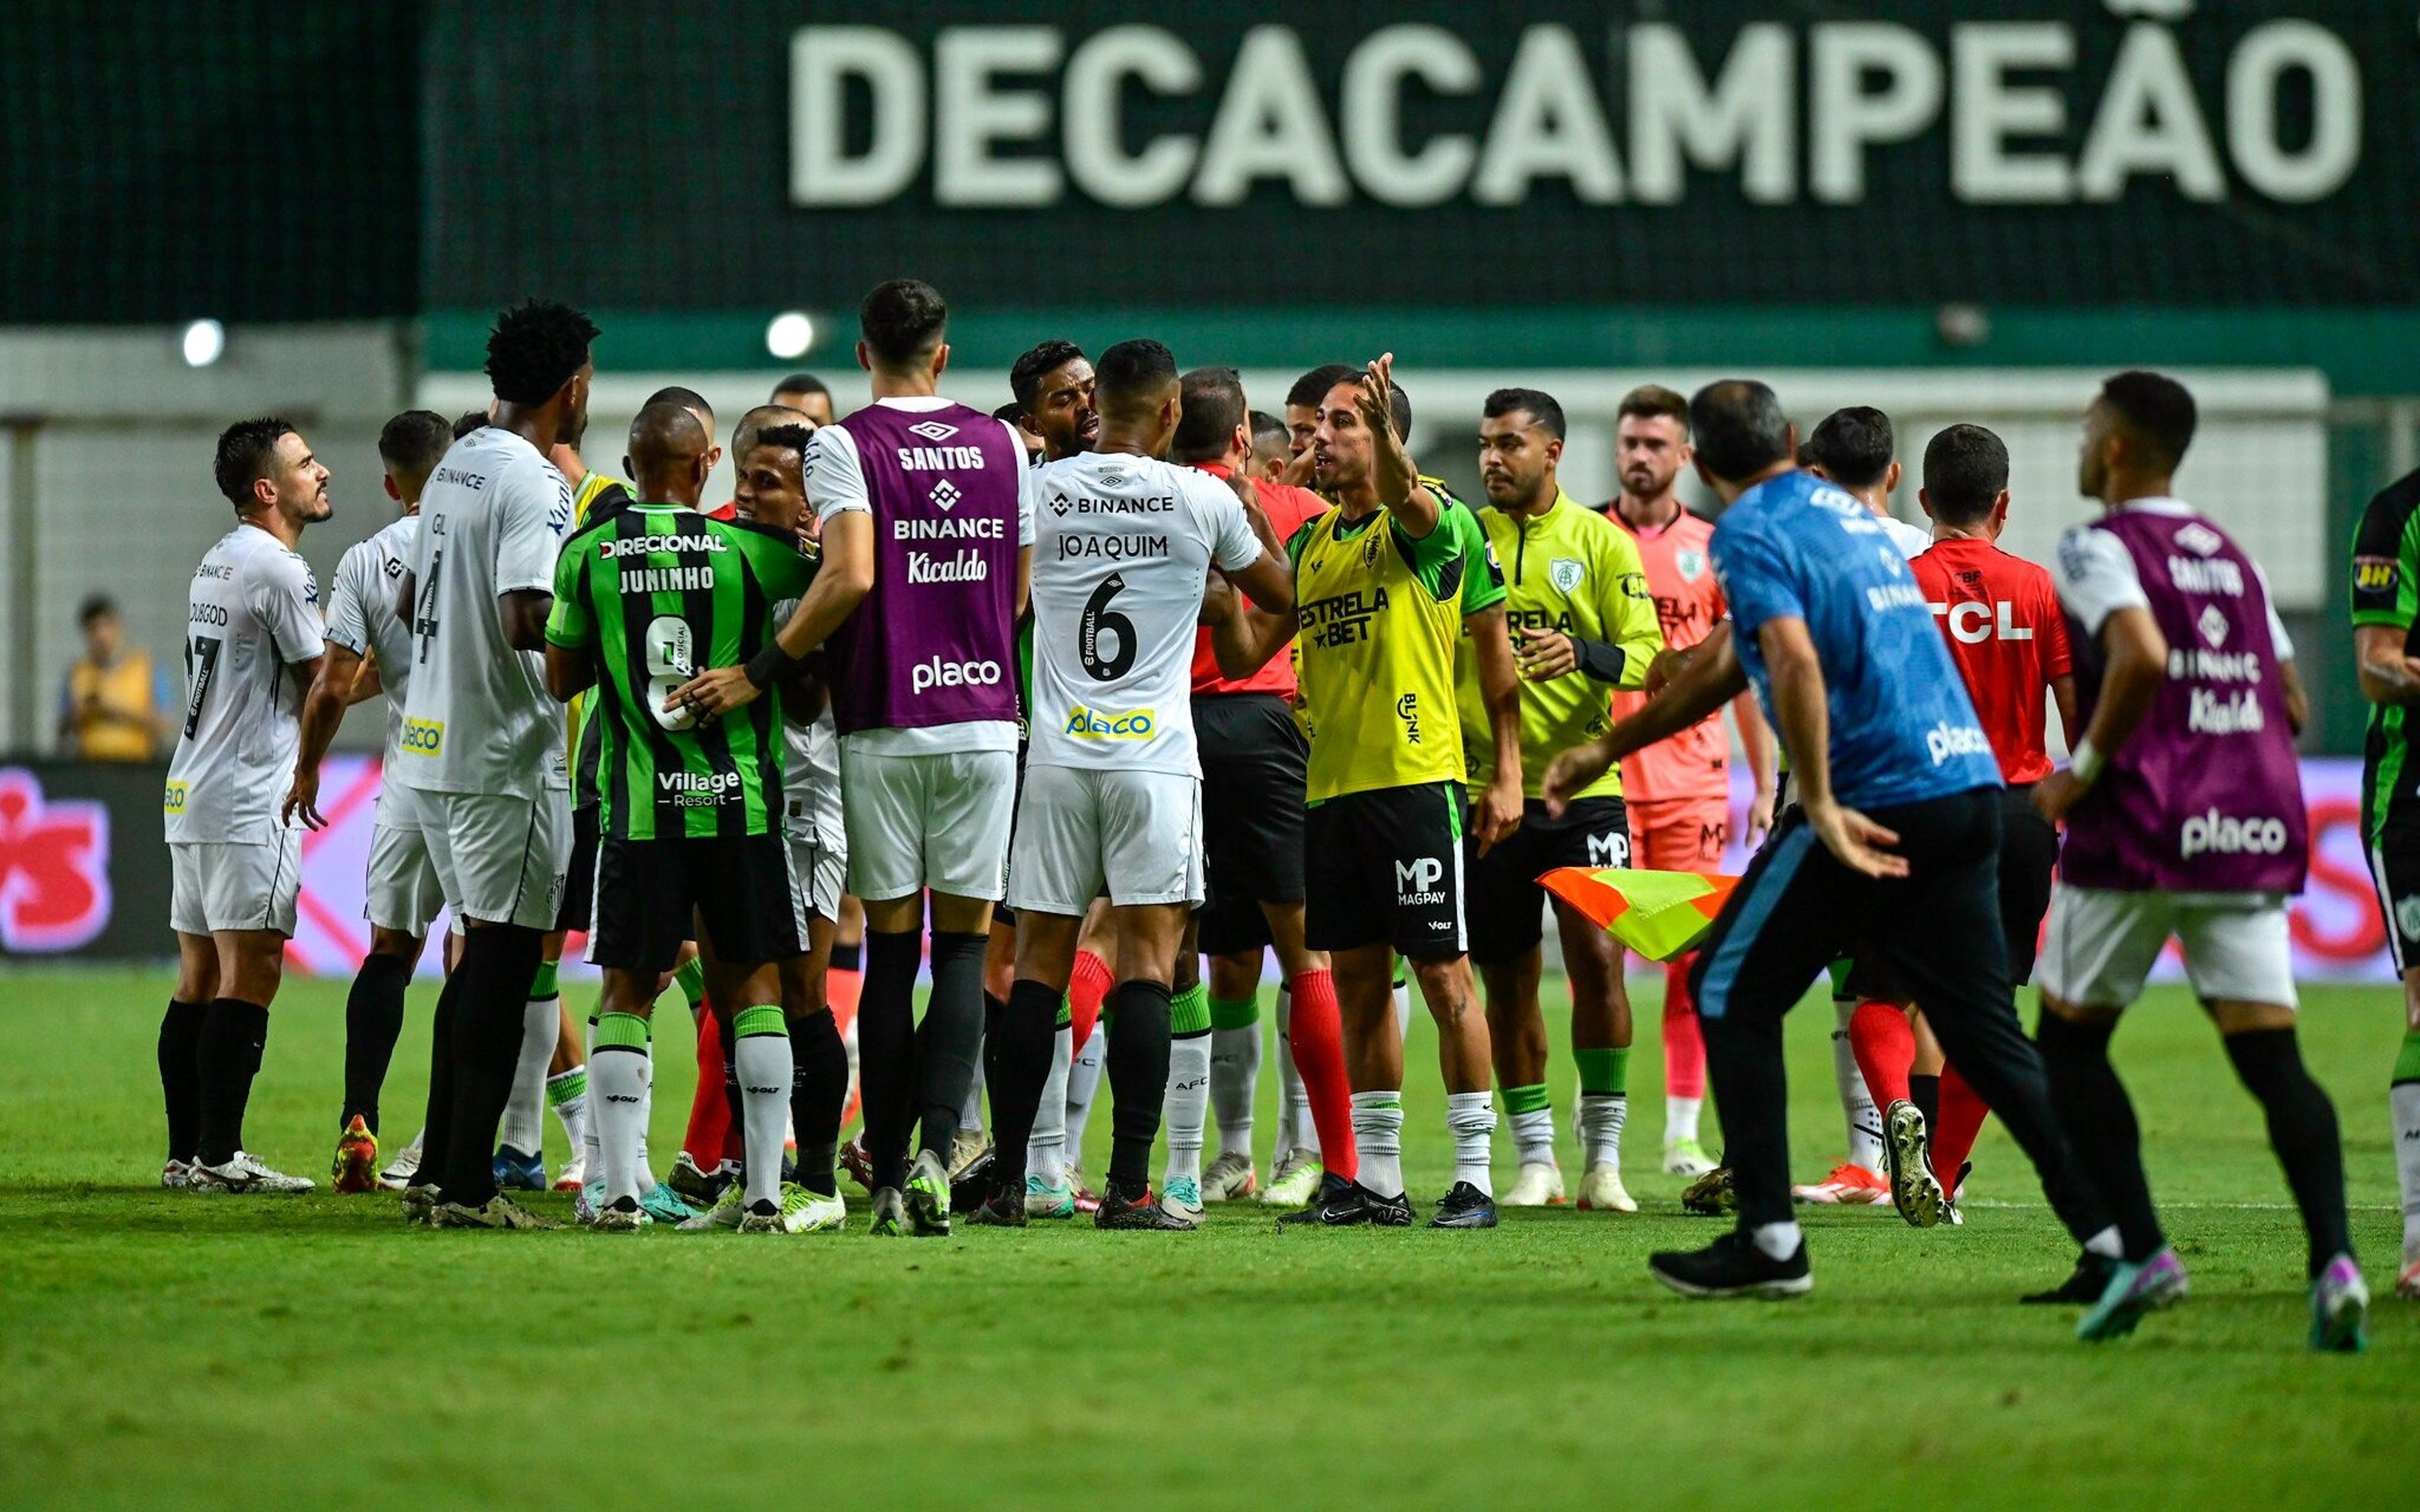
[1396,692,1421,744]
[1395,857,1446,907]
[907,420,960,442]
[930,479,962,511]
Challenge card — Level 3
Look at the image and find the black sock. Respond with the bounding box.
[788,1008,848,1197]
[2223,1028,2353,1276]
[915,931,989,1159]
[158,999,208,1162]
[830,939,863,973]
[195,998,270,1166]
[440,925,543,1206]
[343,953,413,1134]
[986,980,1064,1193]
[1700,1002,1794,1230]
[860,929,923,1189]
[1105,979,1173,1188]
[1908,1072,1940,1137]
[417,968,464,1188]
[2037,1012,2164,1262]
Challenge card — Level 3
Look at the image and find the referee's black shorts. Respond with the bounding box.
[1194,692,1310,956]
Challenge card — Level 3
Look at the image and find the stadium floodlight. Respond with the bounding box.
[180,319,226,368]
[766,311,816,360]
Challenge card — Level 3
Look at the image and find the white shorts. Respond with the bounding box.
[170,829,302,937]
[417,788,571,932]
[840,746,1015,903]
[1006,765,1204,917]
[364,782,444,936]
[785,795,848,924]
[2037,885,2298,1011]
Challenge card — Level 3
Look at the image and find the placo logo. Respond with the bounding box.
[401,718,444,755]
[1924,721,1992,764]
[161,781,187,816]
[1063,706,1155,739]
[0,769,111,951]
[1395,856,1446,906]
[911,656,1002,694]
[2179,809,2290,859]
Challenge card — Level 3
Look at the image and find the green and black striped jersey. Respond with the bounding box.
[2351,465,2420,837]
[545,501,816,840]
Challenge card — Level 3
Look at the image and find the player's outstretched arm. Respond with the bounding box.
[672,510,873,721]
[282,644,360,831]
[1467,607,1523,853]
[2036,604,2164,824]
[1760,616,1904,879]
[1356,354,1439,539]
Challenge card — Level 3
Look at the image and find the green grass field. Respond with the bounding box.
[2,965,2414,1509]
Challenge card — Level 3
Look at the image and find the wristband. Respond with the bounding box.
[2070,737,2106,789]
[744,641,802,690]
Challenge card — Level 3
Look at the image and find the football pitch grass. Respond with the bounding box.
[3,965,2415,1509]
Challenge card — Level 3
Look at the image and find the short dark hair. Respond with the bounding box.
[1250,410,1287,448]
[1173,366,1247,462]
[1287,364,1360,411]
[1010,339,1085,411]
[453,410,487,439]
[1804,407,1896,490]
[1093,338,1178,420]
[730,403,808,463]
[750,423,815,466]
[859,279,948,368]
[1922,424,2011,525]
[1687,381,1792,484]
[2099,369,2198,472]
[645,385,713,419]
[993,401,1024,425]
[485,298,599,406]
[1387,382,1414,445]
[213,416,296,507]
[1483,387,1566,440]
[1617,384,1690,434]
[772,372,829,401]
[78,593,117,627]
[378,410,454,480]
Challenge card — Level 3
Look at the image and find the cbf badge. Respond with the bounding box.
[1675,549,1707,581]
[1549,558,1584,593]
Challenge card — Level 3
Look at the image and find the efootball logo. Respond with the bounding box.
[907,421,960,443]
[0,769,111,952]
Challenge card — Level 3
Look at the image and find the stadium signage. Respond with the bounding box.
[792,13,2360,211]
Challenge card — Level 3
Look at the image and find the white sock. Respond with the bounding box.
[1579,1092,1627,1169]
[2085,1225,2124,1259]
[1666,1095,1702,1147]
[1064,1023,1107,1160]
[546,1068,589,1165]
[581,1019,601,1184]
[1209,1007,1261,1161]
[1164,1033,1212,1183]
[1832,998,1884,1171]
[734,1017,793,1208]
[2392,1079,2420,1266]
[1446,1091,1495,1196]
[1509,1106,1555,1166]
[1751,1220,1804,1261]
[960,1052,986,1138]
[1392,976,1412,1041]
[500,989,557,1157]
[591,1036,651,1206]
[1028,1024,1073,1184]
[1351,1091,1405,1198]
[843,1012,860,1111]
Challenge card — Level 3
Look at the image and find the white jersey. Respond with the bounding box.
[1879,513,1931,561]
[394,427,572,798]
[163,524,325,842]
[1025,451,1260,777]
[323,513,420,759]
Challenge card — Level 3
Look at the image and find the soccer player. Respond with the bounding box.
[390,298,594,1230]
[2034,371,2364,1349]
[1248,410,1291,483]
[160,417,333,1194]
[543,401,824,1234]
[1847,425,2076,1227]
[772,372,836,428]
[1460,387,1664,1211]
[976,340,1293,1230]
[2349,457,2420,1300]
[285,409,452,1193]
[1545,380,2118,1299]
[1601,384,1774,1176]
[1174,366,1349,1209]
[1209,355,1521,1228]
[671,279,1033,1238]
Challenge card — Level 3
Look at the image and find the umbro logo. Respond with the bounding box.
[1100,471,1126,488]
[2174,522,2225,558]
[907,420,960,442]
[930,479,962,512]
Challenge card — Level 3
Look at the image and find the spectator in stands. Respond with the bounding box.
[59,594,175,760]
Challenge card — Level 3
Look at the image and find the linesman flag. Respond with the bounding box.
[1539,868,1739,961]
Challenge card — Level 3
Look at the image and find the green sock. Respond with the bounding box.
[1056,996,1073,1029]
[530,961,560,999]
[673,956,707,1010]
[1209,993,1260,1031]
[1502,1082,1551,1116]
[596,1012,650,1051]
[2395,1029,2420,1083]
[546,1068,587,1106]
[1170,982,1212,1036]
[1575,1046,1631,1097]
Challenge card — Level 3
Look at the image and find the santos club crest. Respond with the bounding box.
[1549,558,1584,593]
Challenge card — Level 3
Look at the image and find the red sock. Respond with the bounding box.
[1661,954,1706,1098]
[1932,1062,1991,1188]
[826,965,862,1027]
[683,1003,732,1168]
[1068,949,1112,1052]
[1846,1000,1915,1109]
[1286,969,1357,1181]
